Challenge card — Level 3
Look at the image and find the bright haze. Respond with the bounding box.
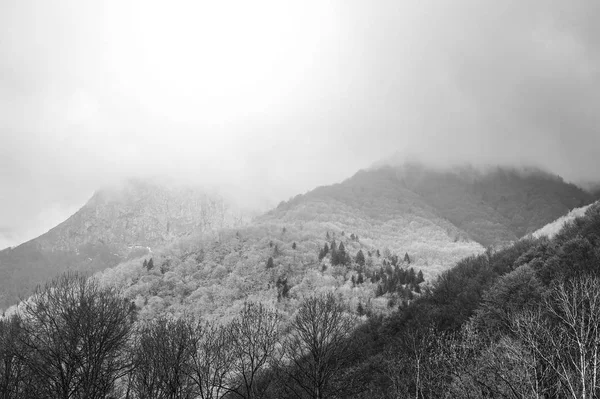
[1,0,599,248]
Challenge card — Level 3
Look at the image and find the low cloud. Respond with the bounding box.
[1,0,599,247]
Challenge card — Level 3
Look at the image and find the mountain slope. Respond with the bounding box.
[2,162,594,314]
[349,163,592,246]
[88,163,595,324]
[0,179,245,310]
[530,201,597,239]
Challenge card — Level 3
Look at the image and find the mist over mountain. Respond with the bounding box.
[0,179,249,309]
[1,160,594,314]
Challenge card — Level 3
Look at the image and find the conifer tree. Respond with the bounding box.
[355,250,366,267]
[417,270,424,284]
[404,252,411,264]
[266,257,274,269]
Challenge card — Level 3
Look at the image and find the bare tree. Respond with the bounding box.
[0,315,35,399]
[512,275,600,399]
[282,293,355,399]
[16,273,135,399]
[227,302,282,399]
[188,322,234,399]
[130,316,197,399]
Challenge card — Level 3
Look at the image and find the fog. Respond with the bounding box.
[1,0,600,248]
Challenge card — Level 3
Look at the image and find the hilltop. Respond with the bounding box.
[0,179,246,309]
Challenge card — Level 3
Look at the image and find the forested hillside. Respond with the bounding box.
[0,179,246,310]
[3,189,600,398]
[1,162,592,314]
[279,163,593,247]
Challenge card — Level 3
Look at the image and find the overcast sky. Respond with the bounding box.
[1,0,600,249]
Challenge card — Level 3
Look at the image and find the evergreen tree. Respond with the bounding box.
[357,272,364,285]
[292,242,297,250]
[326,232,330,240]
[355,250,366,267]
[417,270,424,284]
[357,302,365,316]
[276,276,290,300]
[318,243,330,261]
[147,258,154,271]
[351,275,356,287]
[143,259,148,269]
[376,249,381,257]
[404,252,411,264]
[266,257,274,269]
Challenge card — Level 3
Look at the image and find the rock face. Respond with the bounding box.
[0,179,247,310]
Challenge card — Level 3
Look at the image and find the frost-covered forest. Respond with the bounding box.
[3,202,600,398]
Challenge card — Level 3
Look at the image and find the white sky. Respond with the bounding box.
[1,0,600,248]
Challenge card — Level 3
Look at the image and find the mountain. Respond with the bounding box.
[0,179,247,310]
[2,162,595,314]
[81,163,596,324]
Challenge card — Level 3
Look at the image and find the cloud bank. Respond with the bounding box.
[1,0,599,247]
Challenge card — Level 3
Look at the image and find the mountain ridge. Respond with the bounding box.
[1,162,596,312]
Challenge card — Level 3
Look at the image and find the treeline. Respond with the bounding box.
[0,274,359,399]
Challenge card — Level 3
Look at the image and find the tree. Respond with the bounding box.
[292,242,297,250]
[227,303,282,399]
[332,242,349,266]
[282,294,355,399]
[266,257,274,269]
[143,259,148,269]
[355,250,366,267]
[357,272,364,285]
[318,243,329,261]
[404,252,411,264]
[512,275,600,399]
[147,258,154,270]
[189,322,234,399]
[131,317,197,399]
[416,270,424,284]
[276,277,290,301]
[0,315,33,398]
[357,302,365,316]
[18,273,136,399]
